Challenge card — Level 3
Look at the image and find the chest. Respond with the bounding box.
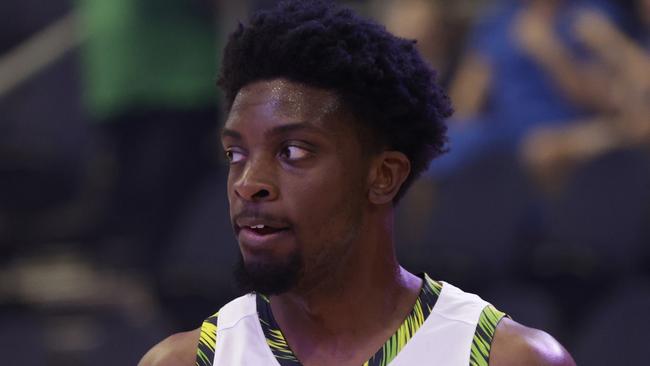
[282,326,401,366]
[209,281,497,366]
[213,312,481,366]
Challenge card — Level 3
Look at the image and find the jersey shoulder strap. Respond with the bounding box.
[390,281,506,366]
[470,304,507,366]
[196,312,218,366]
[195,294,264,366]
[194,284,506,366]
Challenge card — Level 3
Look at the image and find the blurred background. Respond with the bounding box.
[0,0,648,364]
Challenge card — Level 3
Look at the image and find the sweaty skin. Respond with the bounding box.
[139,79,576,366]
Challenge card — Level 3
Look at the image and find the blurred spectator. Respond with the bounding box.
[521,0,650,193]
[76,0,221,268]
[430,0,625,177]
[382,1,498,88]
[396,0,649,340]
[382,0,458,85]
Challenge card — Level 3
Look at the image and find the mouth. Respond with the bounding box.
[234,216,292,250]
[236,224,290,236]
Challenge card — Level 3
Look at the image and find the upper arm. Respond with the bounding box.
[138,328,201,366]
[489,318,576,366]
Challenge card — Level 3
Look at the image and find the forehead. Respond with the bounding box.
[227,79,344,125]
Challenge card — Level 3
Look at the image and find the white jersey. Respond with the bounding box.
[196,275,506,366]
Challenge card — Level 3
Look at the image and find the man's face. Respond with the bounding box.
[221,79,372,295]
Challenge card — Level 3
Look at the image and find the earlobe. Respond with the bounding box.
[368,151,411,205]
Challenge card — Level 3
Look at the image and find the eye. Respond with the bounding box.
[225,148,246,164]
[278,145,311,161]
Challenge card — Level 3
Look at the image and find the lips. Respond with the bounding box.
[234,216,290,234]
[233,214,292,249]
[246,224,285,235]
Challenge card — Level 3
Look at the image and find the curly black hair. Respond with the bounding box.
[218,0,452,202]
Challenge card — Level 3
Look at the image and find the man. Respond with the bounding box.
[140,1,576,365]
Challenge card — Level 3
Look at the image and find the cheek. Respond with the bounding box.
[284,164,366,246]
[286,174,341,219]
[226,173,236,212]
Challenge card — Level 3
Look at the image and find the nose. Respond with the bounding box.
[232,158,279,202]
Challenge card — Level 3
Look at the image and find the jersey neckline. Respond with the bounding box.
[255,273,442,366]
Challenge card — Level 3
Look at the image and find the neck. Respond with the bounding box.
[270,208,422,336]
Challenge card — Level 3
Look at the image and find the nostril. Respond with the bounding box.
[252,189,270,199]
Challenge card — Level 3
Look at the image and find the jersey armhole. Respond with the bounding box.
[469,305,507,366]
[196,312,219,366]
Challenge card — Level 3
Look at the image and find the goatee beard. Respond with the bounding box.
[233,251,302,295]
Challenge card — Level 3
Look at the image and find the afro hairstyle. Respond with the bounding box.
[218,0,452,202]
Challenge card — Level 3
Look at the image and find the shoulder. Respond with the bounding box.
[138,328,201,366]
[489,318,576,366]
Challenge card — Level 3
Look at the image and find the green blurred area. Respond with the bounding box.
[76,0,220,119]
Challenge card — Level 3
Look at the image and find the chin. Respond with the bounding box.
[233,251,302,295]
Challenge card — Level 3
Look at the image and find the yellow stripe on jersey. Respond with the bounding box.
[257,273,442,366]
[469,305,507,366]
[194,274,455,366]
[195,312,218,366]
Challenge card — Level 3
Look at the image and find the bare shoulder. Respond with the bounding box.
[489,318,576,366]
[138,328,201,366]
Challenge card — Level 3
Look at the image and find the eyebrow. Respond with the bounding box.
[220,122,325,140]
[220,129,242,140]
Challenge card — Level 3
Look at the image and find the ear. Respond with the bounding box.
[367,151,411,205]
